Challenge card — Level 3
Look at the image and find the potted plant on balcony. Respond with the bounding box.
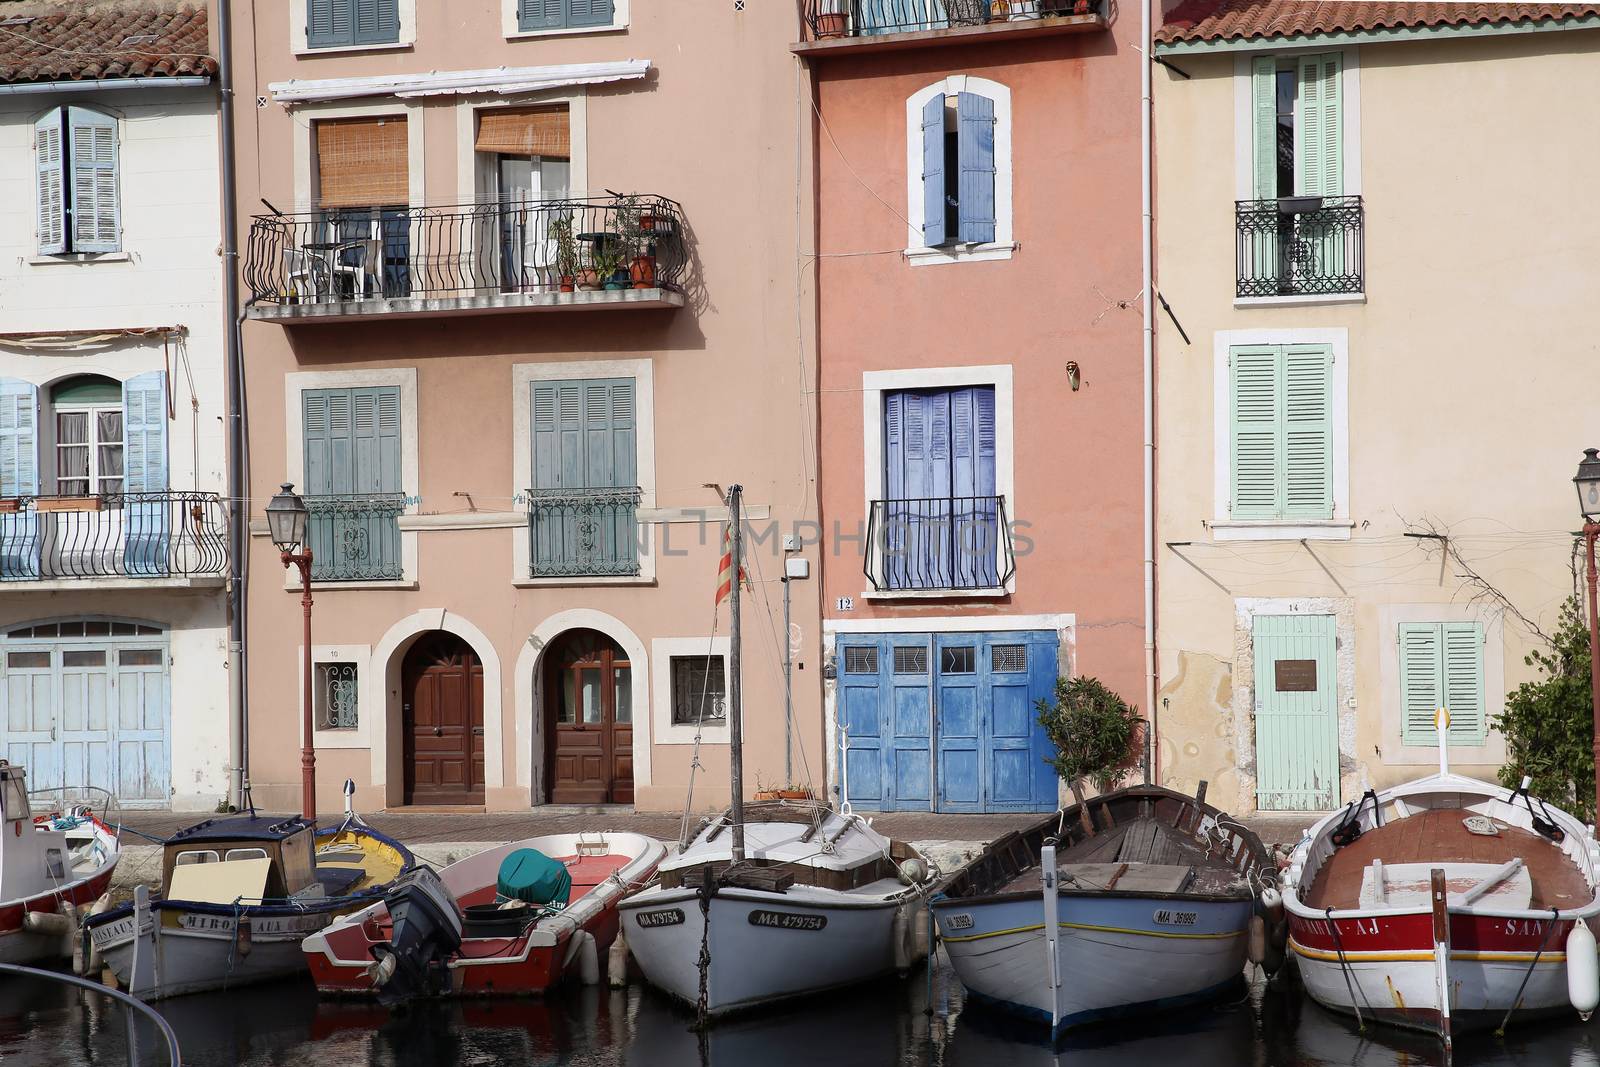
[548,212,580,293]
[592,241,628,291]
[814,0,848,38]
[990,0,1011,18]
[615,195,659,291]
[36,495,100,513]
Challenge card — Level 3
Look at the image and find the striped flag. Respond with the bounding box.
[715,522,746,607]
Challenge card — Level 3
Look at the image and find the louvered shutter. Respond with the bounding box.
[530,378,636,575]
[1399,623,1443,746]
[1229,346,1281,519]
[34,109,65,255]
[302,387,401,578]
[353,0,400,44]
[1296,53,1342,197]
[123,373,169,575]
[567,0,615,27]
[67,108,119,253]
[1251,56,1277,199]
[519,0,565,29]
[0,379,40,580]
[956,92,997,245]
[949,386,998,587]
[1281,344,1333,519]
[921,95,946,247]
[1442,623,1486,744]
[308,0,354,47]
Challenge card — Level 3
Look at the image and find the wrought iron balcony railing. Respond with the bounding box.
[803,0,1093,39]
[1235,195,1365,298]
[244,194,686,312]
[0,491,227,581]
[305,493,405,582]
[527,486,642,578]
[865,495,1015,592]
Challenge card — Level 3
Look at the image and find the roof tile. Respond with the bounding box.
[0,3,215,84]
[1157,1,1600,45]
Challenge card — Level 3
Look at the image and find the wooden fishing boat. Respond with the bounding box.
[0,762,120,964]
[618,801,936,1016]
[1282,714,1600,1047]
[85,811,415,1000]
[302,831,665,999]
[933,783,1276,1035]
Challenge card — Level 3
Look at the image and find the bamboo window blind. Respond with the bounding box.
[315,116,409,209]
[474,106,570,158]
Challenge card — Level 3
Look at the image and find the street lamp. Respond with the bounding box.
[1574,450,1600,821]
[267,483,317,821]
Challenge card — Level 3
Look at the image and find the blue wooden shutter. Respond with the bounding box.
[956,92,996,244]
[567,0,615,27]
[920,95,946,247]
[122,372,169,575]
[1229,345,1282,519]
[519,0,565,30]
[34,109,65,255]
[303,386,401,578]
[308,0,353,46]
[1281,344,1333,519]
[949,387,998,587]
[531,381,561,491]
[67,108,119,253]
[351,386,402,494]
[0,379,40,580]
[353,0,400,44]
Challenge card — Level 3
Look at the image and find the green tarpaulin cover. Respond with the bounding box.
[497,848,572,906]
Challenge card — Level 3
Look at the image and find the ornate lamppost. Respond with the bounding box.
[266,483,316,820]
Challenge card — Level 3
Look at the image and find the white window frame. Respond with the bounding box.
[290,0,417,56]
[1211,328,1350,541]
[511,358,655,586]
[904,75,1014,266]
[502,0,629,39]
[51,399,124,497]
[860,364,1015,597]
[298,643,372,749]
[281,369,420,589]
[1377,605,1505,765]
[1231,47,1363,307]
[652,636,731,745]
[293,100,425,214]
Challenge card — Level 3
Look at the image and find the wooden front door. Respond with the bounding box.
[544,630,632,805]
[402,632,485,805]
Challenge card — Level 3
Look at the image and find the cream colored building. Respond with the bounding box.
[1152,3,1600,814]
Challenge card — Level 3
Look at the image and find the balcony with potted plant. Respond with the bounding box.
[794,0,1106,55]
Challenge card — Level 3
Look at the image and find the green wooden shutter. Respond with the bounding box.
[1250,56,1277,200]
[308,0,353,47]
[529,378,637,575]
[1296,53,1343,197]
[519,0,565,29]
[303,386,402,579]
[1442,622,1486,744]
[34,109,65,255]
[1229,346,1282,519]
[1281,344,1333,519]
[353,0,400,44]
[1400,623,1486,746]
[567,0,615,27]
[1399,623,1443,746]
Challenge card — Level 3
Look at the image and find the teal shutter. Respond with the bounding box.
[567,0,614,27]
[1250,56,1277,199]
[921,95,946,247]
[1281,344,1333,519]
[530,378,637,575]
[1399,623,1443,746]
[0,379,40,580]
[519,0,565,29]
[303,386,402,579]
[1442,623,1486,744]
[956,92,996,245]
[34,109,65,255]
[1400,623,1485,746]
[1228,346,1282,519]
[353,0,399,44]
[308,0,354,46]
[67,107,119,253]
[122,372,169,575]
[1296,53,1342,197]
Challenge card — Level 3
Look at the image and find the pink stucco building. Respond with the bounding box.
[797,5,1147,812]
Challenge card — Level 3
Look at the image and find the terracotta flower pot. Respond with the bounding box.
[0,498,20,514]
[815,11,847,37]
[754,790,783,802]
[630,255,657,290]
[577,269,601,291]
[639,213,659,233]
[36,495,99,513]
[778,789,814,801]
[559,275,575,293]
[990,0,1010,18]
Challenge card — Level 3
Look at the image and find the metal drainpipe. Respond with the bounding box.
[217,0,250,809]
[1141,0,1159,783]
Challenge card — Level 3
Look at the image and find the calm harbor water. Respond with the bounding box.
[2,956,1597,1067]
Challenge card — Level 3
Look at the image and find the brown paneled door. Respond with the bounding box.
[545,630,633,805]
[402,632,485,805]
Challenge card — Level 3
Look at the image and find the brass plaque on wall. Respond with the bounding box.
[1274,659,1318,692]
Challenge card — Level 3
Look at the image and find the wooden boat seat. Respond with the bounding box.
[1356,860,1532,910]
[1058,862,1194,894]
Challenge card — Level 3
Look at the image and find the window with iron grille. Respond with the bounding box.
[941,646,976,674]
[992,644,1027,673]
[843,646,878,674]
[315,662,359,729]
[893,646,928,674]
[670,656,726,726]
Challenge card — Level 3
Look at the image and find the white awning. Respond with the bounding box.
[268,59,650,104]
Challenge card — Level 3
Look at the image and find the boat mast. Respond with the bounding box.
[728,484,746,863]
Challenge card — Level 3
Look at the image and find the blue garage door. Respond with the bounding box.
[837,630,1059,813]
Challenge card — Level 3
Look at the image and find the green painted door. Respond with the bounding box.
[1253,614,1338,811]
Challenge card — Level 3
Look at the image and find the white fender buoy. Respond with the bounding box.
[607,931,629,988]
[574,931,600,986]
[79,894,111,976]
[23,910,73,937]
[1247,914,1268,966]
[892,905,912,973]
[1260,886,1284,923]
[1568,922,1599,1019]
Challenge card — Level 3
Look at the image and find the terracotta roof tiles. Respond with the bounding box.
[0,2,214,84]
[1157,1,1600,45]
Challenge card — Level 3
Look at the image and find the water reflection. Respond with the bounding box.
[3,957,1598,1067]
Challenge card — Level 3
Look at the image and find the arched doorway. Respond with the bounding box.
[401,631,485,805]
[543,629,632,805]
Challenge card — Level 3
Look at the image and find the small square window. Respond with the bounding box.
[844,647,878,674]
[941,646,976,674]
[62,650,105,667]
[992,645,1027,673]
[119,649,162,666]
[7,651,50,669]
[671,656,726,726]
[893,646,928,674]
[315,662,359,730]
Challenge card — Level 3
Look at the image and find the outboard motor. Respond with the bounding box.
[367,866,463,1005]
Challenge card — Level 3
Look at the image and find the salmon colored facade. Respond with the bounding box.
[800,11,1147,813]
[230,1,820,813]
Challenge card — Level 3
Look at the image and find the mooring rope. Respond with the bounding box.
[694,867,715,1033]
[1495,907,1562,1036]
[1325,907,1370,1030]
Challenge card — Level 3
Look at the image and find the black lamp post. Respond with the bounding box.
[266,483,316,821]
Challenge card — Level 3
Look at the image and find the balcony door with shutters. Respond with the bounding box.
[543,629,632,805]
[313,115,409,299]
[402,632,484,806]
[882,386,997,590]
[302,386,403,581]
[529,378,639,578]
[477,106,571,292]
